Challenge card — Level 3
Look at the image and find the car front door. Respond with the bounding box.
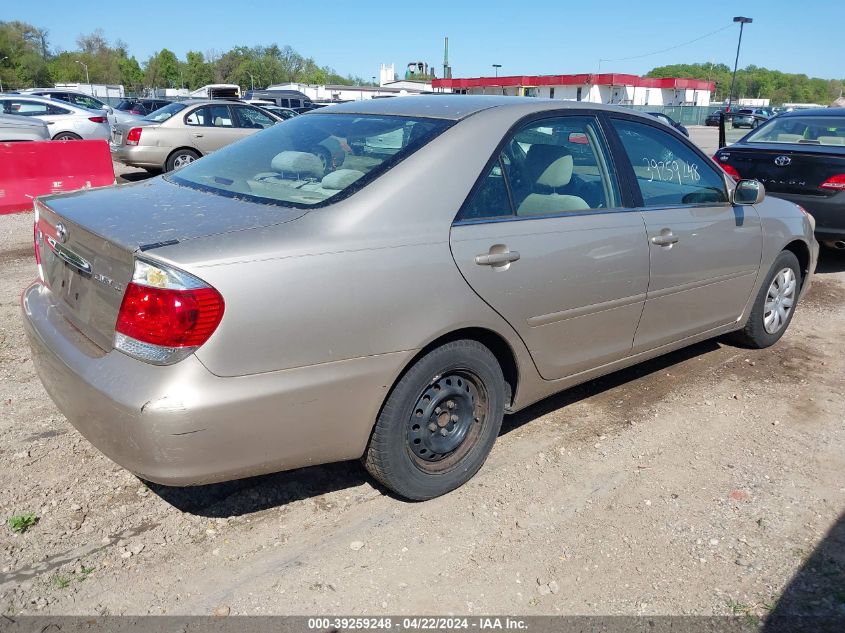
[184,104,244,154]
[450,114,650,380]
[607,116,763,351]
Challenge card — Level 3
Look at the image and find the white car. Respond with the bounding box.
[0,113,50,141]
[21,88,137,126]
[0,95,110,141]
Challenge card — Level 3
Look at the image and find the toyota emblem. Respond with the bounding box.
[774,155,792,167]
[55,222,68,244]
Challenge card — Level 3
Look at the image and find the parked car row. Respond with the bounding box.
[23,96,819,502]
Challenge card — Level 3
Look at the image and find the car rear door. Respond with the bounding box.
[184,104,245,154]
[606,116,763,351]
[450,113,650,380]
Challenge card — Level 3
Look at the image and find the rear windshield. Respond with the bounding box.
[168,113,452,208]
[116,100,136,110]
[145,102,186,122]
[745,115,845,146]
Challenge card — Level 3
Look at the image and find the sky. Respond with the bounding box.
[6,0,843,81]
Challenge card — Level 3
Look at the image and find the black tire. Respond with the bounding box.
[363,340,506,500]
[165,149,200,172]
[731,250,801,349]
[53,132,82,140]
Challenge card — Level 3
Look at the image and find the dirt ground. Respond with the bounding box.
[1,145,843,618]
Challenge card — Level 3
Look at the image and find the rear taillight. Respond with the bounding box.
[114,259,224,365]
[712,154,740,180]
[89,116,107,123]
[125,127,142,145]
[820,174,845,191]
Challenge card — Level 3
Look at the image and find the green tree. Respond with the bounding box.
[144,48,180,88]
[184,50,212,89]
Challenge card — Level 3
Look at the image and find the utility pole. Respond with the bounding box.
[728,17,752,111]
[75,60,90,85]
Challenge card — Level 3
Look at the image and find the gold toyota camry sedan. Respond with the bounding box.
[24,96,817,500]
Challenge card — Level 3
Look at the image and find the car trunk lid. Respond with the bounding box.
[35,177,308,351]
[716,144,845,197]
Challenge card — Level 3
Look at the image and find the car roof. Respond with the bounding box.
[780,107,845,117]
[308,95,645,121]
[0,94,91,111]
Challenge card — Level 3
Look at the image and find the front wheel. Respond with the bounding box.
[363,340,506,500]
[53,132,82,140]
[731,250,801,348]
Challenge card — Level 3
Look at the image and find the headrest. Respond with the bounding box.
[320,169,365,190]
[536,154,574,188]
[270,151,324,178]
[524,144,574,187]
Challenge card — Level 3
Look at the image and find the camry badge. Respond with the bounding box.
[774,155,792,167]
[55,222,68,244]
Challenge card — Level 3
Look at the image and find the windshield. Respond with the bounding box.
[745,115,845,145]
[145,102,187,122]
[169,113,452,208]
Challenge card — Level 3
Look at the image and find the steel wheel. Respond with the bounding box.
[407,370,489,473]
[363,339,505,500]
[763,267,796,334]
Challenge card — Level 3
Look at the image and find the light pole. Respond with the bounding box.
[0,56,8,92]
[728,16,752,111]
[75,60,89,85]
[248,72,255,91]
[492,64,502,77]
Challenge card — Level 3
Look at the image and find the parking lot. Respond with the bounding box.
[1,124,843,618]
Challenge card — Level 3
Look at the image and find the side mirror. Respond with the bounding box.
[732,179,765,205]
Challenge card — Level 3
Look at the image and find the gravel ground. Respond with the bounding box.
[0,150,843,618]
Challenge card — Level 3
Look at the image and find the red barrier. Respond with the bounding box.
[0,140,115,215]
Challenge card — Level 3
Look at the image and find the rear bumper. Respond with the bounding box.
[770,191,845,241]
[21,281,408,486]
[109,143,169,169]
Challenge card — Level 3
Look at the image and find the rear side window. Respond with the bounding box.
[186,105,233,127]
[611,119,728,207]
[458,115,620,221]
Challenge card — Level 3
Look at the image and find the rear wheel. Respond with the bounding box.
[53,132,82,140]
[363,340,506,500]
[732,250,801,348]
[166,149,199,172]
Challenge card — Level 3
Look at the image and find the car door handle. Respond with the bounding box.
[651,232,680,247]
[193,133,203,138]
[475,250,520,266]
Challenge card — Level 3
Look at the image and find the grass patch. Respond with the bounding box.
[7,513,38,534]
[53,575,71,589]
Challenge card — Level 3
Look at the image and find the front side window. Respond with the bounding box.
[458,115,620,221]
[745,115,845,146]
[169,113,451,208]
[234,106,276,129]
[611,118,728,207]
